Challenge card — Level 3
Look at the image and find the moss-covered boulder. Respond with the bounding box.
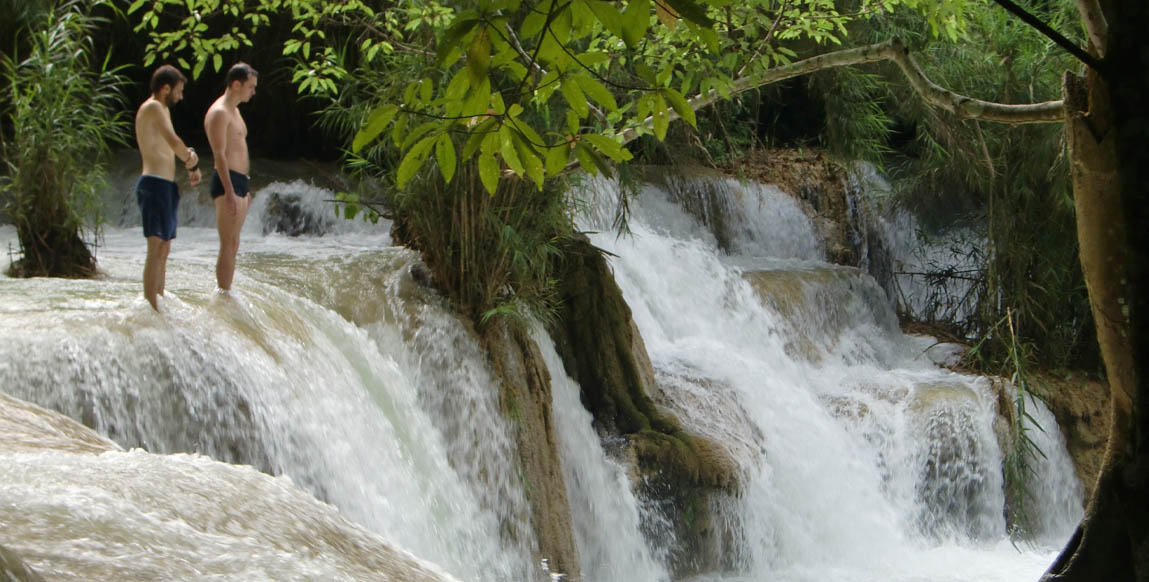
[549,235,739,575]
[483,319,580,581]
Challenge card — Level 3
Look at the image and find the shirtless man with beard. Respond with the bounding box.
[134,64,201,311]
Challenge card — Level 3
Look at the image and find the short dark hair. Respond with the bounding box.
[226,62,258,85]
[150,65,187,95]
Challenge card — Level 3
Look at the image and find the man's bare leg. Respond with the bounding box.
[158,240,171,298]
[143,236,169,310]
[214,195,250,291]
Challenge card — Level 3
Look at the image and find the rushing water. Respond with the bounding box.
[0,178,540,581]
[1,162,1082,581]
[577,174,1082,581]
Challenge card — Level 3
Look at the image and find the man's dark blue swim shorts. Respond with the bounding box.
[137,175,180,241]
[210,170,251,198]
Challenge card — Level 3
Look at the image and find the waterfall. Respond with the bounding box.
[0,392,457,582]
[576,175,1082,581]
[0,179,535,582]
[534,327,669,582]
[2,161,1085,581]
[845,165,986,326]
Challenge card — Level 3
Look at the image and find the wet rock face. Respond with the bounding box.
[482,320,580,582]
[912,390,997,539]
[262,191,331,236]
[549,236,741,577]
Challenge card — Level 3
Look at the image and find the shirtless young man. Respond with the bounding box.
[135,64,201,311]
[205,62,258,293]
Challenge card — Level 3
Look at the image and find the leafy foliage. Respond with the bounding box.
[1,0,129,277]
[129,0,971,195]
[866,1,1094,372]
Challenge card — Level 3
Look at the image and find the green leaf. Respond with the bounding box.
[391,113,409,147]
[566,110,581,135]
[478,153,500,194]
[620,0,650,49]
[573,74,618,112]
[521,6,548,39]
[560,79,589,119]
[635,62,656,85]
[574,141,597,174]
[661,87,695,128]
[535,70,561,103]
[462,119,495,158]
[437,16,478,66]
[499,126,525,175]
[513,134,545,188]
[396,135,437,189]
[213,53,222,73]
[586,0,624,38]
[661,0,714,27]
[436,133,456,184]
[352,104,399,153]
[652,93,669,140]
[584,134,632,162]
[467,26,491,86]
[463,77,491,117]
[546,144,570,176]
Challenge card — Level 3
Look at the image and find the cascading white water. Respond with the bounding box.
[2,159,1085,581]
[0,180,536,581]
[533,327,669,582]
[0,393,457,582]
[846,165,986,325]
[576,175,1082,581]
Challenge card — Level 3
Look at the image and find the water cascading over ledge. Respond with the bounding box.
[572,172,1084,581]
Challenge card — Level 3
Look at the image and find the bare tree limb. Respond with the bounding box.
[1074,0,1107,57]
[619,38,1066,145]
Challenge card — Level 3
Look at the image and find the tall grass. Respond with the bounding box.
[0,0,128,277]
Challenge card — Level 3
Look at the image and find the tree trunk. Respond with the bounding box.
[1043,2,1149,580]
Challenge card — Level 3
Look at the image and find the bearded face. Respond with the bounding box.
[163,81,185,107]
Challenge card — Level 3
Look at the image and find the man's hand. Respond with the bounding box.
[185,148,199,170]
[188,168,202,186]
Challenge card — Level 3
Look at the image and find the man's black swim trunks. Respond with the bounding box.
[137,175,180,240]
[210,169,251,198]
